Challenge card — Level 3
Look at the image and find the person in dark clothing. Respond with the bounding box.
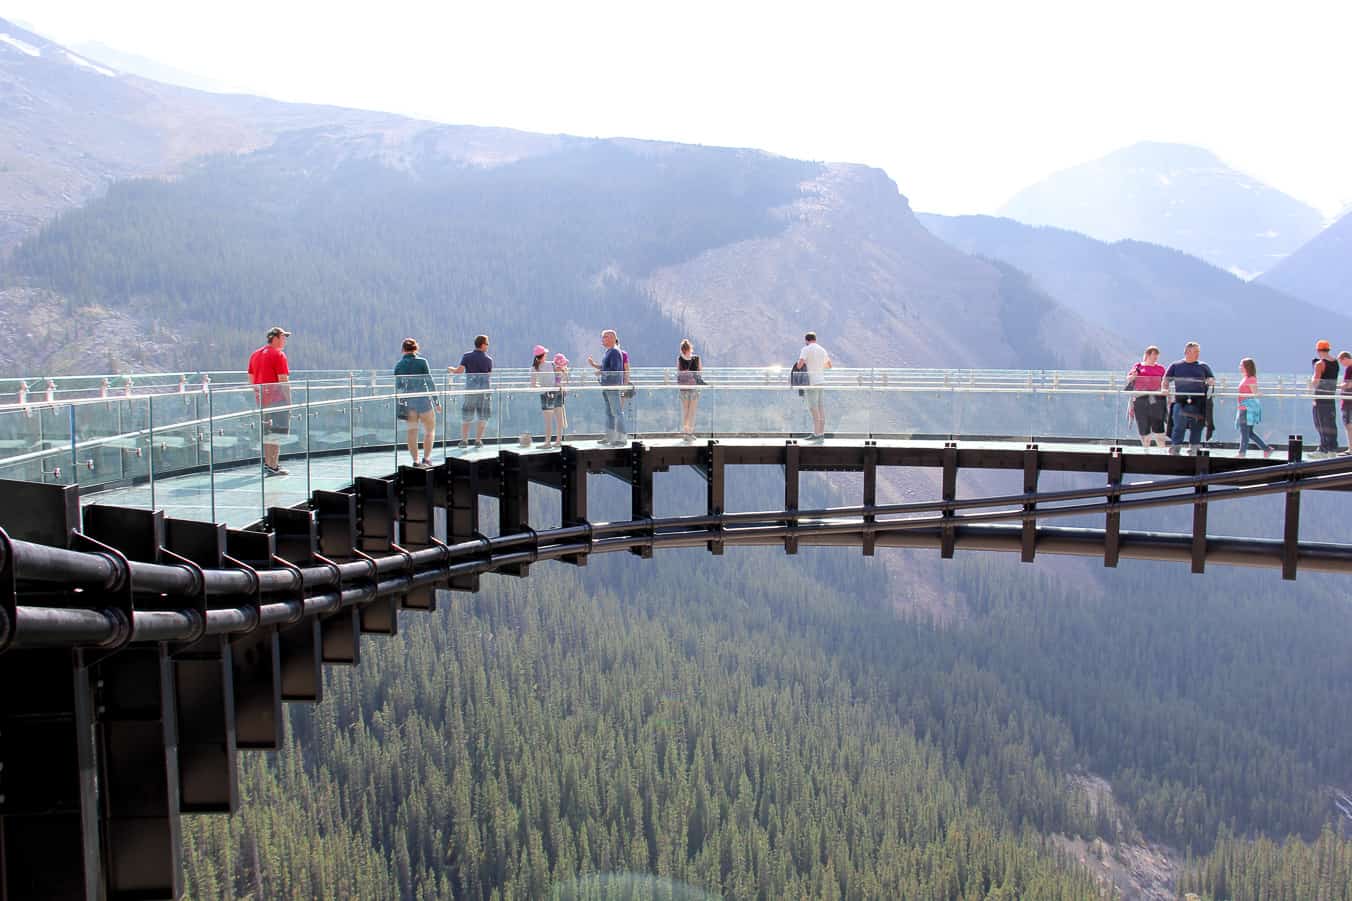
[587,329,627,445]
[1311,340,1341,457]
[394,338,438,467]
[451,335,493,448]
[1340,351,1352,456]
[1163,341,1214,454]
[676,338,703,440]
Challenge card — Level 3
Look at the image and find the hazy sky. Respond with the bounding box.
[6,0,1351,218]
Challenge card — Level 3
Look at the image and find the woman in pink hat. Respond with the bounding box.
[532,345,567,447]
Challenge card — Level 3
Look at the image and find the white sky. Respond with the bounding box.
[6,0,1351,218]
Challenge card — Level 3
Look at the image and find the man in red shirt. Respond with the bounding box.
[248,326,292,475]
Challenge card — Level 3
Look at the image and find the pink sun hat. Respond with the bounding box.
[553,353,569,368]
[532,344,549,357]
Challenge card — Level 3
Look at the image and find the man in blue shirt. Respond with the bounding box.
[451,335,493,448]
[587,329,627,445]
[1163,341,1214,454]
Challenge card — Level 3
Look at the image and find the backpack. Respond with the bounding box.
[790,361,809,395]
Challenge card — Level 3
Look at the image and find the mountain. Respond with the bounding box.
[71,40,239,94]
[998,142,1325,278]
[1257,209,1352,315]
[0,15,565,255]
[919,212,1352,370]
[0,16,1128,377]
[3,140,1128,377]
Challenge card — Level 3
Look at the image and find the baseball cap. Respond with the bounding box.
[1315,339,1331,351]
[532,344,549,357]
[266,326,292,339]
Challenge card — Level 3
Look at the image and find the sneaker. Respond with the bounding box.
[458,439,468,449]
[417,459,434,469]
[474,439,485,448]
[1168,446,1180,456]
[1338,449,1352,457]
[264,464,289,477]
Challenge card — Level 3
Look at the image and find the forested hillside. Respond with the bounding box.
[179,474,1352,899]
[6,139,819,372]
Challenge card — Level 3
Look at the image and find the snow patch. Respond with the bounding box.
[1228,266,1258,281]
[0,33,42,57]
[64,51,115,77]
[1258,229,1279,238]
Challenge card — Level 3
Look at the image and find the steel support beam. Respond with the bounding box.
[941,443,957,559]
[498,453,533,574]
[630,445,654,560]
[784,442,800,556]
[705,442,725,556]
[164,517,239,816]
[270,508,329,692]
[1191,451,1209,574]
[355,478,398,634]
[1022,444,1039,563]
[223,528,282,750]
[560,446,589,567]
[447,459,482,591]
[1105,448,1122,568]
[1283,436,1302,581]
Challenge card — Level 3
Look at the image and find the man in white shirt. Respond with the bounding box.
[797,331,832,440]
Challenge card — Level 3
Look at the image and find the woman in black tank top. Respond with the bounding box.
[676,339,703,440]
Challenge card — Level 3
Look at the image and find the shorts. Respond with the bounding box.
[540,391,563,410]
[1133,394,1166,435]
[679,388,698,400]
[461,392,492,422]
[803,386,824,408]
[263,408,290,435]
[404,396,433,416]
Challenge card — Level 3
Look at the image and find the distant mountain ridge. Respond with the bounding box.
[0,17,1126,376]
[998,142,1325,279]
[1257,210,1352,315]
[919,212,1352,370]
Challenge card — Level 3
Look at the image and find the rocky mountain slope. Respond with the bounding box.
[998,142,1325,278]
[1257,209,1352,315]
[920,212,1352,370]
[0,26,1130,378]
[0,15,569,254]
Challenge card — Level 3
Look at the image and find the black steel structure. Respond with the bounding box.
[2,435,1351,899]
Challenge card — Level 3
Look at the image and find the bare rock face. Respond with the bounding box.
[0,285,174,376]
[643,163,1129,370]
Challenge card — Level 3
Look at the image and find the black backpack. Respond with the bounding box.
[790,361,808,395]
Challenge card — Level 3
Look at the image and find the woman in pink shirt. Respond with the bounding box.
[1236,357,1273,457]
[1127,346,1168,449]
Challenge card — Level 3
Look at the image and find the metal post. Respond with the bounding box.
[1191,450,1209,574]
[1282,435,1302,580]
[1021,444,1038,563]
[784,441,800,556]
[862,442,877,557]
[941,442,957,559]
[559,446,589,567]
[1104,447,1122,568]
[705,441,725,555]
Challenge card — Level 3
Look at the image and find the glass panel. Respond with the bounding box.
[145,392,216,521]
[0,403,51,483]
[306,383,355,493]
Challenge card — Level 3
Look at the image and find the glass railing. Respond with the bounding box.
[1,368,1347,528]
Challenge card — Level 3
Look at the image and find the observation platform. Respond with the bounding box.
[1,366,1350,899]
